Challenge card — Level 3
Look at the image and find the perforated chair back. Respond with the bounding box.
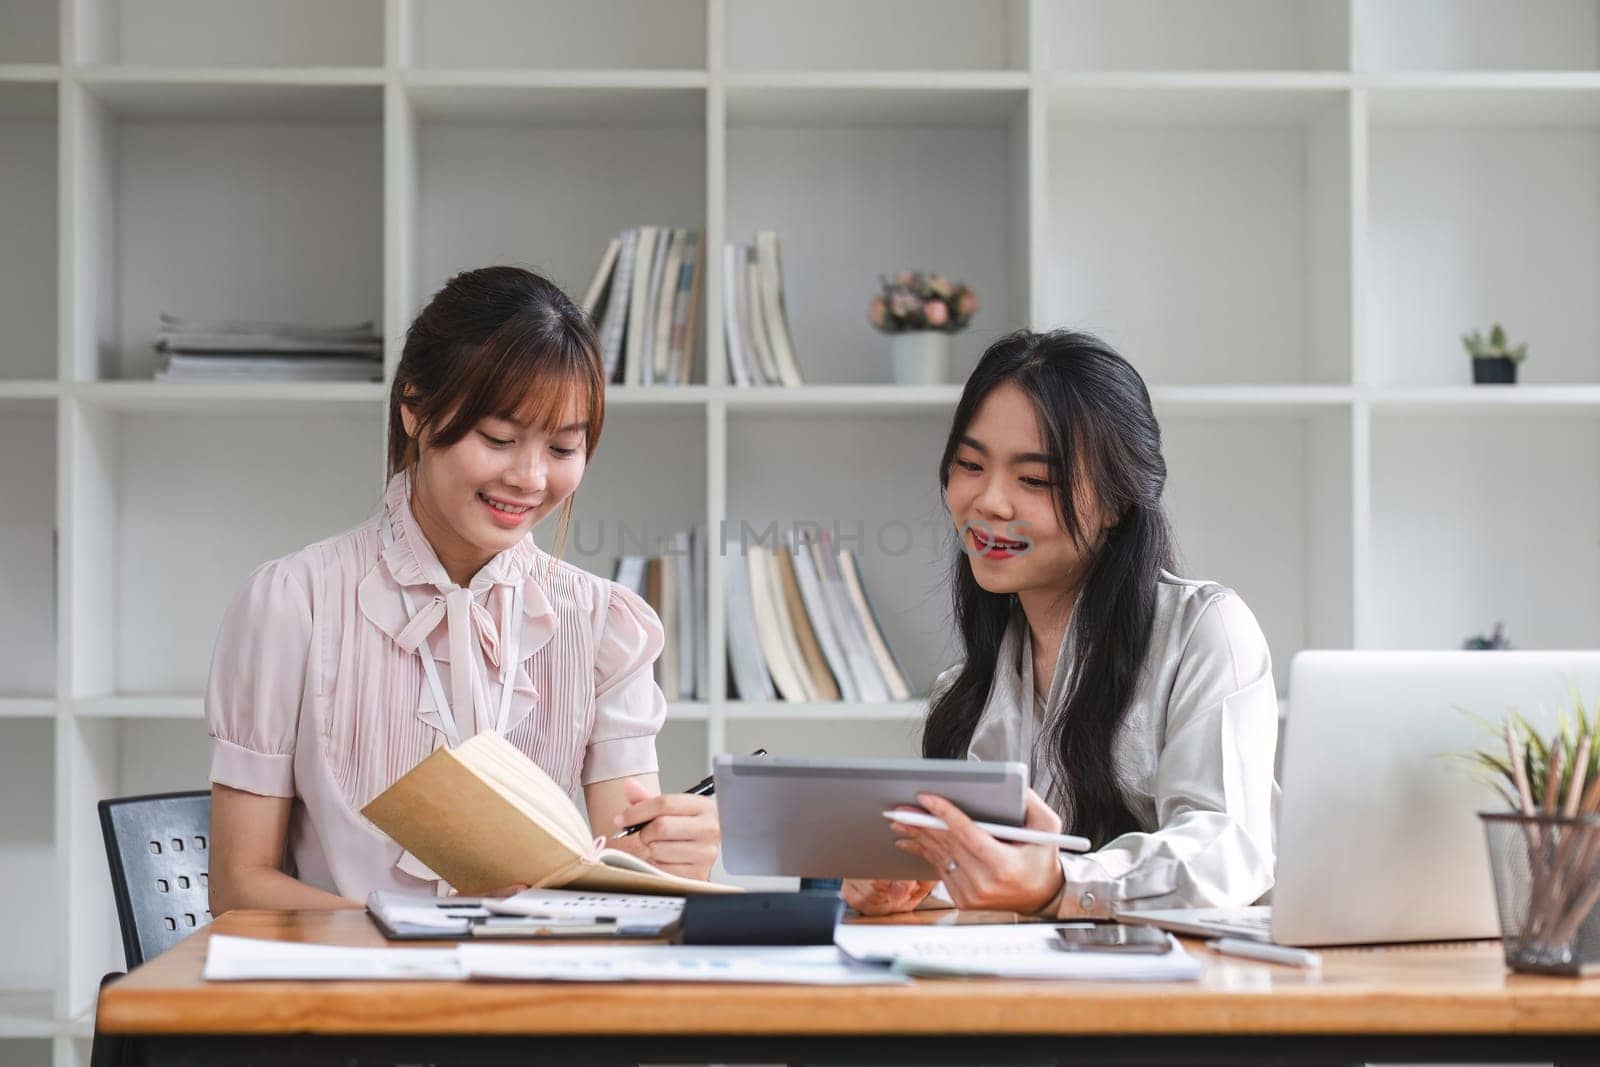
[97,791,213,968]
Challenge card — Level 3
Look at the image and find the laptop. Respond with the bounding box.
[1119,651,1600,947]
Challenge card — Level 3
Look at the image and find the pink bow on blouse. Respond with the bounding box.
[357,552,559,743]
[391,585,516,738]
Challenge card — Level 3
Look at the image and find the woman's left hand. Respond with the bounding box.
[615,778,721,881]
[891,788,1065,914]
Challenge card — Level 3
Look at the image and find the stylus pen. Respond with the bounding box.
[1207,937,1322,970]
[882,809,1092,852]
[612,749,767,840]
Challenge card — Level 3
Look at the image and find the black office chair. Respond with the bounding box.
[92,790,213,1067]
[98,790,214,968]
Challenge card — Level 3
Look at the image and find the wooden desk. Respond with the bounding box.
[97,909,1600,1066]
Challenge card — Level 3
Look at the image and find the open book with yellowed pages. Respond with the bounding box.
[361,732,738,897]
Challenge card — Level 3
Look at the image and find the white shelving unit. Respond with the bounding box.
[5,1,1600,1061]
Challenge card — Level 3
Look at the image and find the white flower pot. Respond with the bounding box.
[890,330,951,386]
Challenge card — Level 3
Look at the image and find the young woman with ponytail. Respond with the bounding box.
[205,266,719,911]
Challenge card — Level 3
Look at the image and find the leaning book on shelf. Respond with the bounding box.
[726,537,910,703]
[361,731,735,897]
[674,529,695,699]
[763,544,819,701]
[691,524,708,699]
[673,230,705,386]
[651,229,685,385]
[724,543,776,702]
[838,544,912,701]
[815,532,892,703]
[614,555,648,597]
[723,231,804,387]
[597,228,640,380]
[583,226,703,387]
[614,530,706,701]
[722,244,753,386]
[774,542,839,701]
[745,544,810,702]
[579,236,623,318]
[790,535,858,702]
[623,225,659,386]
[755,230,804,386]
[743,251,781,385]
[657,540,680,699]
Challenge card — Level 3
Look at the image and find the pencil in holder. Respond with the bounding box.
[1479,812,1600,976]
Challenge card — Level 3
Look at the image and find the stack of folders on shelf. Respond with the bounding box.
[723,230,805,387]
[613,529,708,701]
[582,226,705,387]
[726,532,911,704]
[153,312,383,382]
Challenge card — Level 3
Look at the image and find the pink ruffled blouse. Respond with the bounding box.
[204,472,667,899]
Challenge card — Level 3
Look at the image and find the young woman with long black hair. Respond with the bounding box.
[845,329,1278,918]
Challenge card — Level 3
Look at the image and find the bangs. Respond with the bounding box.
[496,357,602,442]
[427,318,606,455]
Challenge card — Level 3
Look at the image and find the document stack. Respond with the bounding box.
[726,532,910,704]
[581,226,705,387]
[723,230,804,387]
[613,528,708,701]
[153,312,383,381]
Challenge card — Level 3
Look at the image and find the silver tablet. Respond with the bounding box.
[714,754,1029,880]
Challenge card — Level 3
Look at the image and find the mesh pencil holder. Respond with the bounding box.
[1480,812,1600,976]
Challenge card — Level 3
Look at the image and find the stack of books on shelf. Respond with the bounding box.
[723,230,805,387]
[153,312,383,382]
[582,226,704,387]
[613,528,708,702]
[727,532,910,704]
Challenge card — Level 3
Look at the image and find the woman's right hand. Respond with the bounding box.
[842,878,939,915]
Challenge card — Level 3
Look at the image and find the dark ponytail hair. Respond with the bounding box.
[388,266,606,557]
[923,329,1175,847]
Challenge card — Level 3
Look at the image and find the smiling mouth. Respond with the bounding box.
[478,491,536,517]
[969,528,1027,556]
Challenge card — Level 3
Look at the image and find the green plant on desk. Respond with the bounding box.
[1464,697,1599,811]
[1464,695,1600,972]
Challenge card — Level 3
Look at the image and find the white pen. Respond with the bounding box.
[882,809,1091,852]
[1207,937,1322,970]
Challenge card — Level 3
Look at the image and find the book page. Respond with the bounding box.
[580,850,741,895]
[456,733,595,853]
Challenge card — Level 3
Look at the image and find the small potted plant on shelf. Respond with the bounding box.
[869,271,979,386]
[1463,621,1513,650]
[1462,323,1527,385]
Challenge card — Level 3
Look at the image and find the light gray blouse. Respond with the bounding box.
[938,572,1280,919]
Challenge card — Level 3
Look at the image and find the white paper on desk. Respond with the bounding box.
[459,943,907,985]
[834,924,1204,981]
[486,887,685,927]
[203,934,464,981]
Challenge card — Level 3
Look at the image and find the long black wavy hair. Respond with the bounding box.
[923,329,1175,846]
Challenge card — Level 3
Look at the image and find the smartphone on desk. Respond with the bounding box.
[1053,923,1172,954]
